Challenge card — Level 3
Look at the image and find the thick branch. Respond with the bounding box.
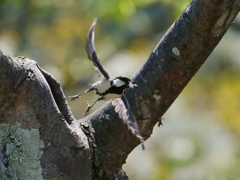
[81,0,240,178]
[37,66,76,124]
[0,0,239,179]
[0,52,91,179]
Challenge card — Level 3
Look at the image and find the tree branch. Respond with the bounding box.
[0,0,239,179]
[0,52,92,179]
[37,66,76,124]
[81,0,240,178]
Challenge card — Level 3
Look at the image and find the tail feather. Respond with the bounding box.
[112,96,145,150]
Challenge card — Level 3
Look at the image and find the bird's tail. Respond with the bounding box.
[112,97,145,150]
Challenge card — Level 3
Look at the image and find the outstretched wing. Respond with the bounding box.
[112,96,145,150]
[85,19,110,79]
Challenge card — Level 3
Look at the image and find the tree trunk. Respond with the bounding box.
[0,0,239,179]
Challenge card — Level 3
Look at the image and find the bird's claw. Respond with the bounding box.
[69,95,82,101]
[84,101,92,117]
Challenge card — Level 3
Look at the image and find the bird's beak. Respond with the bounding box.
[129,82,138,88]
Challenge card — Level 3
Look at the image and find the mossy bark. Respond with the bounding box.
[0,0,239,179]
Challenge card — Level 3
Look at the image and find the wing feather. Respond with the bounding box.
[112,96,145,150]
[85,19,110,79]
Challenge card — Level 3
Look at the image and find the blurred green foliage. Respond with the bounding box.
[1,0,240,179]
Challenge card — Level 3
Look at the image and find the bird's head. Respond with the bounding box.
[112,76,138,89]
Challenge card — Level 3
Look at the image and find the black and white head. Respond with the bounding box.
[112,76,138,89]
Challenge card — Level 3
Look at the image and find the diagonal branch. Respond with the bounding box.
[80,0,240,178]
[0,0,239,179]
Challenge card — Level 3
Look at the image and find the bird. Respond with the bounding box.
[69,19,144,149]
[69,19,138,116]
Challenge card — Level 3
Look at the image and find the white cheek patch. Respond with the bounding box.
[113,79,125,87]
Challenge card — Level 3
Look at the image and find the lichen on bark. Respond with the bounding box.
[0,123,44,180]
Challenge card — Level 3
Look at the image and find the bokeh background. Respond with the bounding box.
[1,0,240,179]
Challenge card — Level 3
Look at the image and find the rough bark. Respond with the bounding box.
[0,0,239,179]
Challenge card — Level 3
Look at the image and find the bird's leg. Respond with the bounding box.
[69,88,93,101]
[69,93,84,101]
[84,96,104,117]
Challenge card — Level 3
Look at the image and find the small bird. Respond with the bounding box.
[69,19,144,149]
[69,19,138,116]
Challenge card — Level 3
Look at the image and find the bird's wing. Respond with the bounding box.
[112,96,145,150]
[85,19,110,79]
